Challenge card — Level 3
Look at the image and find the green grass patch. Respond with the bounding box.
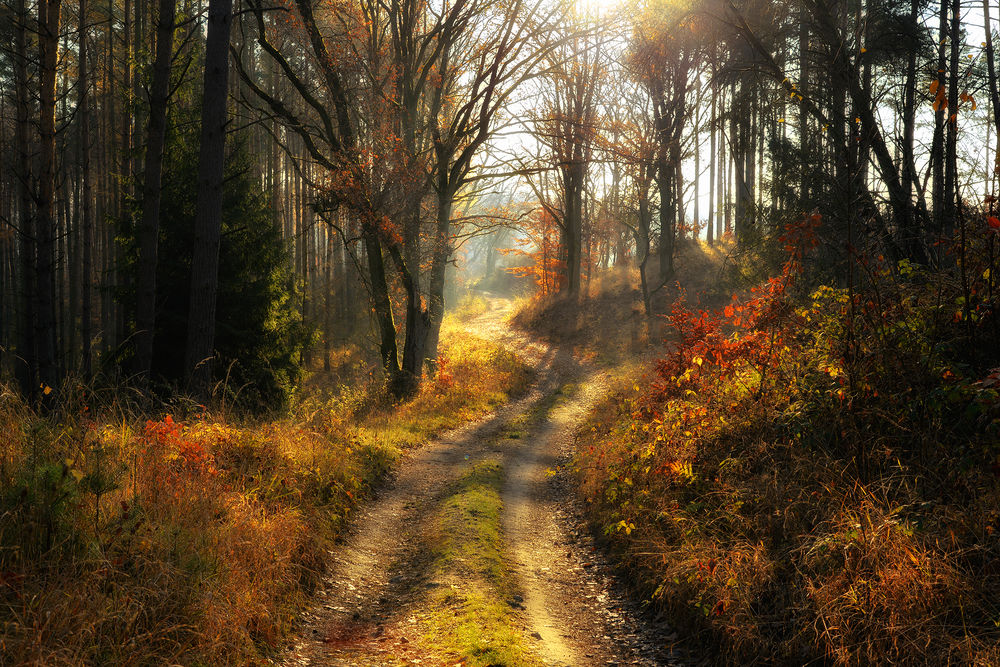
[448,293,491,323]
[491,382,575,447]
[417,460,543,667]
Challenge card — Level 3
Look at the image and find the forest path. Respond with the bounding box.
[279,295,679,666]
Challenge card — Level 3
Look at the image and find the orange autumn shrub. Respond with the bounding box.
[576,213,1000,664]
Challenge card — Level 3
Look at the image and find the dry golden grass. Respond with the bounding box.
[575,368,1000,664]
[0,332,532,665]
[567,267,1000,665]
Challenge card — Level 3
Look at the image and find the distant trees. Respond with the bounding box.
[600,73,657,314]
[627,7,696,281]
[529,27,605,296]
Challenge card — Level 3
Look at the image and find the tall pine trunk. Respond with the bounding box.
[135,0,176,377]
[693,84,701,241]
[985,0,1000,138]
[36,0,62,393]
[707,64,716,246]
[930,0,948,233]
[185,0,233,395]
[14,0,35,393]
[79,0,94,376]
[941,0,960,245]
[717,86,726,241]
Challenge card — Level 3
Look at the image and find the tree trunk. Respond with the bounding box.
[985,0,1000,138]
[725,137,733,235]
[657,161,675,281]
[362,224,403,386]
[693,88,701,240]
[14,0,35,394]
[799,12,811,204]
[675,159,684,241]
[930,0,948,232]
[185,0,233,395]
[707,53,716,246]
[79,0,94,377]
[900,0,919,210]
[731,80,747,244]
[423,188,454,372]
[636,182,652,316]
[323,224,332,371]
[566,165,584,295]
[385,238,427,396]
[717,86,726,241]
[36,0,62,393]
[941,0,960,245]
[135,0,176,377]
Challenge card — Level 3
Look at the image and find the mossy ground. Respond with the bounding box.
[380,382,583,666]
[415,460,544,667]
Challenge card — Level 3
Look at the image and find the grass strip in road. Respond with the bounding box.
[418,459,544,667]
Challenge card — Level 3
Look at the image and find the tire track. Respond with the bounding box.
[278,296,681,666]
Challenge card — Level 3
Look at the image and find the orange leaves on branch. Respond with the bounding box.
[142,415,218,479]
[930,77,948,112]
[503,208,565,296]
[930,82,977,117]
[649,214,821,404]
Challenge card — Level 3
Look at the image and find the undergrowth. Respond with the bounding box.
[511,268,648,365]
[511,242,729,365]
[0,330,531,665]
[575,214,1000,664]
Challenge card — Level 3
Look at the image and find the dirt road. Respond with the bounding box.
[280,297,681,666]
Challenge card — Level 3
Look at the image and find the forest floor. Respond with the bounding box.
[278,295,683,666]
